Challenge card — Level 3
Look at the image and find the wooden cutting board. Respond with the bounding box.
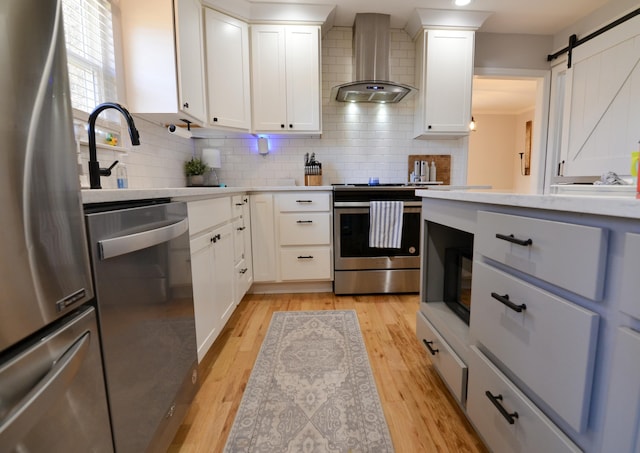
[408,155,451,185]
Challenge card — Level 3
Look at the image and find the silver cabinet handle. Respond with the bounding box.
[98,218,188,260]
[0,332,90,448]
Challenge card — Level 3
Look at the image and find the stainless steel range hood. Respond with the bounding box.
[332,13,416,103]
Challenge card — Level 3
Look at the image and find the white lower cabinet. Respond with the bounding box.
[467,346,582,453]
[250,193,277,282]
[250,191,332,285]
[416,311,467,404]
[188,196,246,363]
[189,221,234,362]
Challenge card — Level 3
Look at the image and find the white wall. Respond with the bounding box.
[195,27,467,187]
[467,110,537,193]
[475,33,553,70]
[552,0,639,50]
[467,114,516,190]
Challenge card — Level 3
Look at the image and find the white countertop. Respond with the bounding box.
[81,185,333,204]
[416,188,640,220]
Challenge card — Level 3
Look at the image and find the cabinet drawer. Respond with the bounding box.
[620,232,640,321]
[467,346,581,453]
[416,311,467,404]
[279,247,331,280]
[470,261,598,432]
[277,192,330,212]
[187,197,231,236]
[475,211,607,300]
[279,213,330,245]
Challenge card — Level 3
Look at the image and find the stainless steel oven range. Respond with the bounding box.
[333,185,421,294]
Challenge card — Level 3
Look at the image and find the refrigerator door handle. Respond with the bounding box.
[0,332,90,448]
[98,217,189,260]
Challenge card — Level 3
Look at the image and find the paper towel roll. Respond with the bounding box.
[167,124,192,139]
[202,148,221,168]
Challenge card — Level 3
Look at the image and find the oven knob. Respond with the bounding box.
[409,246,416,254]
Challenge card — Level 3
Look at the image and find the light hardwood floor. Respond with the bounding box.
[169,293,488,452]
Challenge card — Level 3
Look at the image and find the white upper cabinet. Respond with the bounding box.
[120,0,207,125]
[204,9,251,131]
[414,29,474,139]
[251,25,321,134]
[558,15,640,177]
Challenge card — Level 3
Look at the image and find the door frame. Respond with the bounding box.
[472,67,551,194]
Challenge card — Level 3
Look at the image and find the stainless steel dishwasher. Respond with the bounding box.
[84,200,198,453]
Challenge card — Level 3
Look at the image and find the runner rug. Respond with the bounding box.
[224,310,394,453]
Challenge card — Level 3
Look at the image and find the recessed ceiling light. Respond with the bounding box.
[454,0,472,6]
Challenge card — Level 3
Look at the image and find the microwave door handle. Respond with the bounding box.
[0,332,90,449]
[98,218,189,260]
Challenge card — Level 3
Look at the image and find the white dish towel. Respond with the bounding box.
[369,201,404,248]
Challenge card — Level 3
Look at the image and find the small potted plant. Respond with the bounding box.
[184,157,208,186]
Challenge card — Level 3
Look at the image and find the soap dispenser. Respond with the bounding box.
[117,163,128,189]
[429,161,437,182]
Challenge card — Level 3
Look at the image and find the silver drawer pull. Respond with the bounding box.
[495,233,533,246]
[486,391,519,425]
[422,339,439,356]
[296,220,313,224]
[491,292,527,313]
[297,255,313,259]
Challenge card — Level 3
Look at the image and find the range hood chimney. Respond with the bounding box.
[332,13,415,103]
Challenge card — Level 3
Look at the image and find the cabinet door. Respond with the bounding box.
[620,232,640,321]
[174,0,206,123]
[251,25,287,131]
[241,196,253,287]
[417,29,474,136]
[601,327,640,453]
[250,193,277,282]
[212,223,235,328]
[190,233,217,362]
[204,9,251,130]
[285,26,320,132]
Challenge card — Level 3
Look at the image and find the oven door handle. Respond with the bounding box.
[98,218,189,260]
[334,201,422,208]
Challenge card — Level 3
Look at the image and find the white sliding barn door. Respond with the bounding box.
[561,15,640,177]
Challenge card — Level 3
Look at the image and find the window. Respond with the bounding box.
[62,0,119,125]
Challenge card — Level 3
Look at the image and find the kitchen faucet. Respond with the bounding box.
[88,102,140,189]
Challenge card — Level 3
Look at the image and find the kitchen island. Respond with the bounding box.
[416,188,640,453]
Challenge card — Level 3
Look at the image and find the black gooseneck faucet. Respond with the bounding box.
[88,102,140,189]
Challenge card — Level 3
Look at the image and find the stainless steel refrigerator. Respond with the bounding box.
[0,0,113,451]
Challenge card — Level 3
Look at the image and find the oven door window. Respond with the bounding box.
[339,211,420,257]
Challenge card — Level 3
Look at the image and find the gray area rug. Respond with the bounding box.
[224,310,394,452]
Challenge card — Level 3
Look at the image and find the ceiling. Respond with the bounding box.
[472,78,538,114]
[250,0,613,34]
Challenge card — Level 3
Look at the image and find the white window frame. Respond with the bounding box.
[62,0,126,141]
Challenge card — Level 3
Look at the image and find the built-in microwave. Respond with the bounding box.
[443,246,473,325]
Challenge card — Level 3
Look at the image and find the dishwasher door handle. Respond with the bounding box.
[99,218,189,260]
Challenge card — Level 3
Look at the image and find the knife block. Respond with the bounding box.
[305,174,322,186]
